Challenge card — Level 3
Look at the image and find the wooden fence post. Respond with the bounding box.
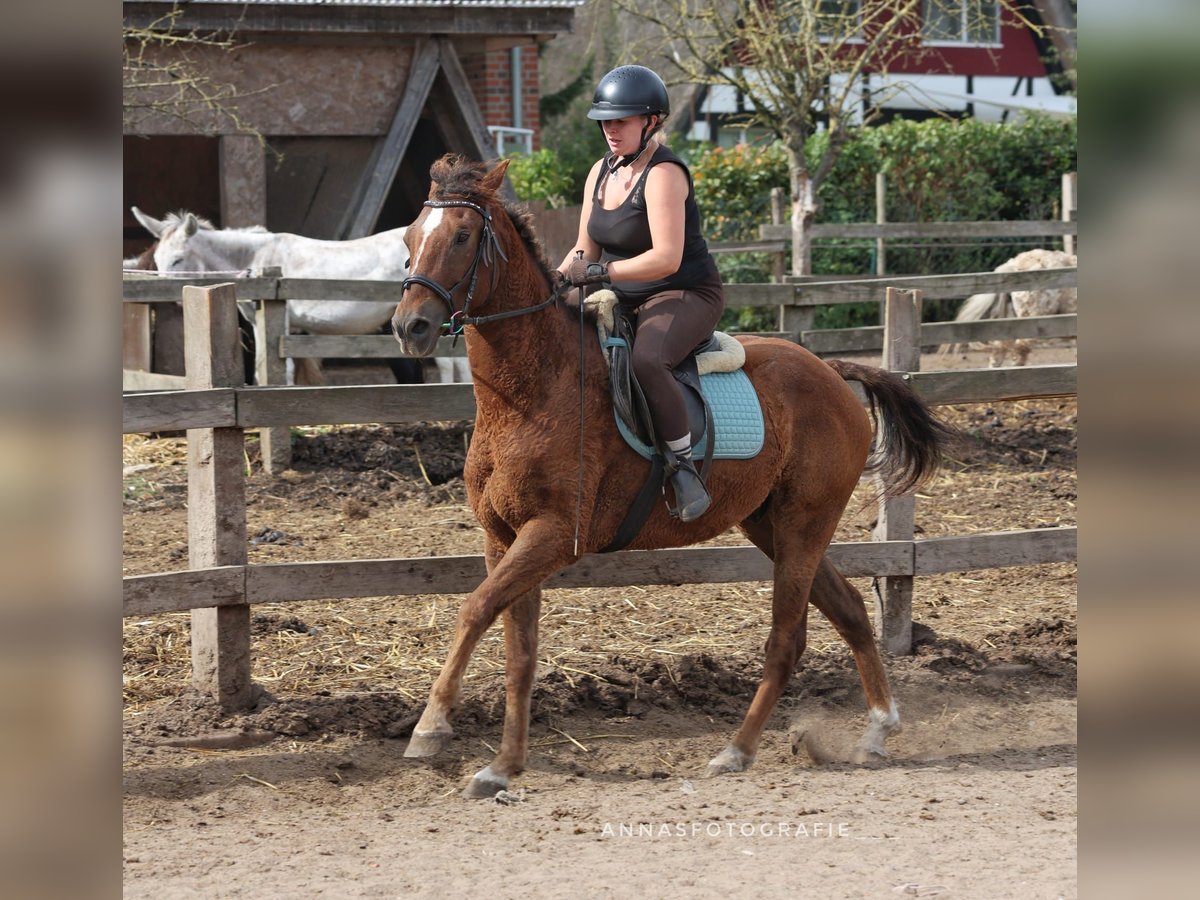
[875,172,887,276]
[1062,172,1077,255]
[872,287,921,654]
[123,303,151,372]
[770,186,785,283]
[254,267,291,473]
[184,283,254,710]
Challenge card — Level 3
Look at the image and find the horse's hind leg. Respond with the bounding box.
[1012,338,1032,367]
[807,557,900,761]
[706,517,821,777]
[462,586,541,799]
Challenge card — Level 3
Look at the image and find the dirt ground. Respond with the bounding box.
[123,347,1077,899]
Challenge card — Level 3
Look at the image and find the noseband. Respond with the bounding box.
[400,198,560,337]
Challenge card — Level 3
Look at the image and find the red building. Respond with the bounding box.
[685,0,1076,145]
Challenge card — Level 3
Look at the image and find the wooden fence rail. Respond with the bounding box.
[122,266,1076,308]
[123,282,1076,709]
[800,313,1077,356]
[759,219,1078,241]
[124,529,1074,619]
[122,364,1077,435]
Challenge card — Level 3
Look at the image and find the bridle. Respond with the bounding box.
[400,198,558,337]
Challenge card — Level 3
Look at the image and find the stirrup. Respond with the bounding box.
[666,454,711,523]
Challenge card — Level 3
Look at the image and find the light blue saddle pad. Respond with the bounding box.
[606,340,765,460]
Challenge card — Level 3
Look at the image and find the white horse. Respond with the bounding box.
[951,248,1077,367]
[130,208,471,384]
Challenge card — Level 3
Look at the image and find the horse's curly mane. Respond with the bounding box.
[430,155,556,286]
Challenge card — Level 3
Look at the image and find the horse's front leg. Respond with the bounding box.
[462,584,542,798]
[404,520,570,770]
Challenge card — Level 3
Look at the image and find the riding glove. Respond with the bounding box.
[565,258,609,287]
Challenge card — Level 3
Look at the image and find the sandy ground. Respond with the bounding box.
[123,346,1076,898]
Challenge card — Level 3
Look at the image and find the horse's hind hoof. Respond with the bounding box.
[462,766,508,800]
[704,745,752,777]
[404,730,453,758]
[849,746,890,766]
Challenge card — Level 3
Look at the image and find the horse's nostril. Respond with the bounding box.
[409,318,431,338]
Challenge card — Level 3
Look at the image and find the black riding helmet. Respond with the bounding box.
[588,65,670,174]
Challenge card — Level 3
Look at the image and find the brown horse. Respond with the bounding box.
[391,156,955,799]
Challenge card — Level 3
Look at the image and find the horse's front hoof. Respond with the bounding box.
[404,730,453,758]
[704,745,752,778]
[462,765,508,800]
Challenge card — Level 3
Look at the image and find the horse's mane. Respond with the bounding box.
[162,212,268,234]
[163,211,216,231]
[429,155,556,287]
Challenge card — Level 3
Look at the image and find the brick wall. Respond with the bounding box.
[466,46,541,153]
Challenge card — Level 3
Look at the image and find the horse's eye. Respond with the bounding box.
[455,230,470,244]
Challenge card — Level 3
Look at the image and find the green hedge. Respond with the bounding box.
[683,115,1077,328]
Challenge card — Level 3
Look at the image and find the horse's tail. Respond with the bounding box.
[942,291,1011,354]
[827,360,959,498]
[954,291,1008,323]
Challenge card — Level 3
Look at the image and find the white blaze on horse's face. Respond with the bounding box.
[410,206,444,273]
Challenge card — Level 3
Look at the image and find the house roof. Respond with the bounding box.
[124,0,584,37]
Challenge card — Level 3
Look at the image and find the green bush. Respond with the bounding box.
[687,115,1077,327]
[504,149,575,208]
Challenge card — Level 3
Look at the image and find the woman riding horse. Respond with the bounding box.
[392,155,955,799]
[558,65,722,523]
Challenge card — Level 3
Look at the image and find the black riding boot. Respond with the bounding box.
[668,453,711,523]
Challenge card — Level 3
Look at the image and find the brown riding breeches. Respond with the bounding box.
[624,274,725,444]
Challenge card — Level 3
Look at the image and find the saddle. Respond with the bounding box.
[584,290,753,552]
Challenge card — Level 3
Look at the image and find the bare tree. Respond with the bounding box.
[123,4,270,143]
[614,1,1056,275]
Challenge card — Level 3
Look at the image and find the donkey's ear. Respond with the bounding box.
[481,158,511,193]
[132,206,167,238]
[183,213,199,237]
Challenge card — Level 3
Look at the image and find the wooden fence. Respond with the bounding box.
[123,262,1075,470]
[708,171,1077,275]
[122,282,1076,710]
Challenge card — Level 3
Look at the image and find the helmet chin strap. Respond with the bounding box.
[602,118,660,176]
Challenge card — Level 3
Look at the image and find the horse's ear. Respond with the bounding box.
[132,206,167,238]
[183,213,199,237]
[481,159,511,194]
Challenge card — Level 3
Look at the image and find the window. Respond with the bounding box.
[783,0,863,40]
[923,0,1001,45]
[817,0,862,37]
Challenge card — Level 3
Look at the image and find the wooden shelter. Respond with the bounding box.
[122,0,582,252]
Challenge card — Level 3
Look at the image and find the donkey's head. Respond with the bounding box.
[132,207,213,274]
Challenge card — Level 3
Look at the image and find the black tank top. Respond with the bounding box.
[587,144,719,306]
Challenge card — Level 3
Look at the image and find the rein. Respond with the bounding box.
[400,199,558,337]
